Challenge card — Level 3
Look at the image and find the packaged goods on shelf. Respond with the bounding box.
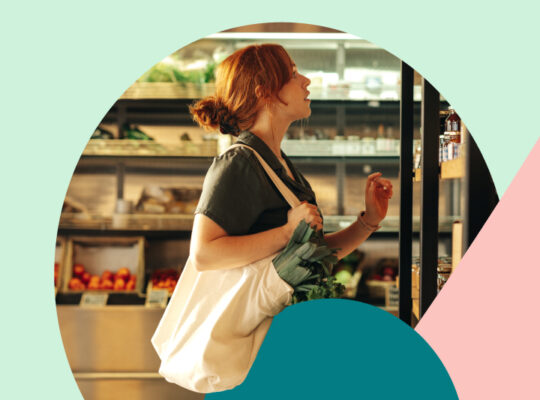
[62,236,145,295]
[281,138,399,157]
[437,257,452,292]
[439,108,462,162]
[136,186,202,215]
[83,139,217,157]
[410,257,453,295]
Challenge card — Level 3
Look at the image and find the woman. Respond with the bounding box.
[189,43,393,272]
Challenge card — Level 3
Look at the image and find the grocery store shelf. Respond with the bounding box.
[282,139,399,157]
[83,139,217,158]
[56,292,147,305]
[59,213,195,232]
[119,82,406,102]
[59,214,456,235]
[440,158,465,180]
[80,139,401,162]
[413,158,465,182]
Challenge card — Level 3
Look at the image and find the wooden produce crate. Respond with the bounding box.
[145,268,181,298]
[54,237,66,295]
[62,236,145,296]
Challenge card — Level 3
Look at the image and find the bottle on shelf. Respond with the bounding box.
[444,107,462,161]
[445,108,461,133]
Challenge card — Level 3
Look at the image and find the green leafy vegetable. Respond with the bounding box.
[273,221,344,304]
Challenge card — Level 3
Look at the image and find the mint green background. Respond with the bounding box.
[1,0,539,398]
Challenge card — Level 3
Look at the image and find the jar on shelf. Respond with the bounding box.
[440,134,449,162]
[445,108,461,133]
[437,257,452,292]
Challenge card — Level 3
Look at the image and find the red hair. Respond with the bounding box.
[189,44,294,136]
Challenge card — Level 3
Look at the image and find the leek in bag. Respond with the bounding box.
[273,220,345,304]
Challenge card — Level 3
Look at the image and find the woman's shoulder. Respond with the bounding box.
[204,146,266,189]
[210,146,265,177]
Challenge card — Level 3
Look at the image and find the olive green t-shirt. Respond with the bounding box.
[195,131,319,235]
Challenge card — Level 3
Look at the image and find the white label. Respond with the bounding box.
[145,289,169,308]
[80,292,108,307]
[387,286,400,307]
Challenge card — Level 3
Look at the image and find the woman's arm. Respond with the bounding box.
[191,201,323,271]
[324,216,376,260]
[324,172,393,260]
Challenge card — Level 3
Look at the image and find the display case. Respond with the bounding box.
[398,71,498,325]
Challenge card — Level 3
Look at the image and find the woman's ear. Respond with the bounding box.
[255,85,265,99]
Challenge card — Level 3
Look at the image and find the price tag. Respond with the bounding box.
[145,289,169,308]
[386,285,400,308]
[80,292,109,307]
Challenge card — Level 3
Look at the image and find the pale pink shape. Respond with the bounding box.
[416,138,540,399]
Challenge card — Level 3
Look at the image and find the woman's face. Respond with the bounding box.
[275,64,312,122]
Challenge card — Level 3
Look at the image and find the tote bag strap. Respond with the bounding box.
[225,143,301,208]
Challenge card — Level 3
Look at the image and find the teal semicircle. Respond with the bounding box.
[208,299,458,399]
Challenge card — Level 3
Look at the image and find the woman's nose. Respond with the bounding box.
[303,75,311,86]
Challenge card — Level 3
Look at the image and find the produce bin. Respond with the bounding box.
[55,236,66,295]
[62,236,145,295]
[145,267,182,298]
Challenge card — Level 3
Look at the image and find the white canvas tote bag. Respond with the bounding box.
[151,144,300,393]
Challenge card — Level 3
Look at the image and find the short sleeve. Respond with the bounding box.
[194,149,267,236]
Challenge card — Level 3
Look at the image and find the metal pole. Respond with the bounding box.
[420,78,439,317]
[336,161,346,216]
[399,62,413,324]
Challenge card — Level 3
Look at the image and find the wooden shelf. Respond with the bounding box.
[440,158,465,180]
[413,168,422,182]
[413,157,465,183]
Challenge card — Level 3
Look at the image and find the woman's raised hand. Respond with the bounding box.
[284,201,323,238]
[364,172,393,226]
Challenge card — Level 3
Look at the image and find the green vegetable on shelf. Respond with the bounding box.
[273,220,344,304]
[139,63,178,83]
[203,62,216,83]
[123,124,154,141]
[91,127,114,140]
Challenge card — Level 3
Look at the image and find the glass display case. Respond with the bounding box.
[405,79,498,325]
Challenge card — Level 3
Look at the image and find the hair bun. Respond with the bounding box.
[216,101,240,135]
[189,97,240,135]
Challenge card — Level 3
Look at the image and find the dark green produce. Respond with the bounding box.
[273,221,344,304]
[91,127,114,139]
[123,124,154,141]
[203,62,216,83]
